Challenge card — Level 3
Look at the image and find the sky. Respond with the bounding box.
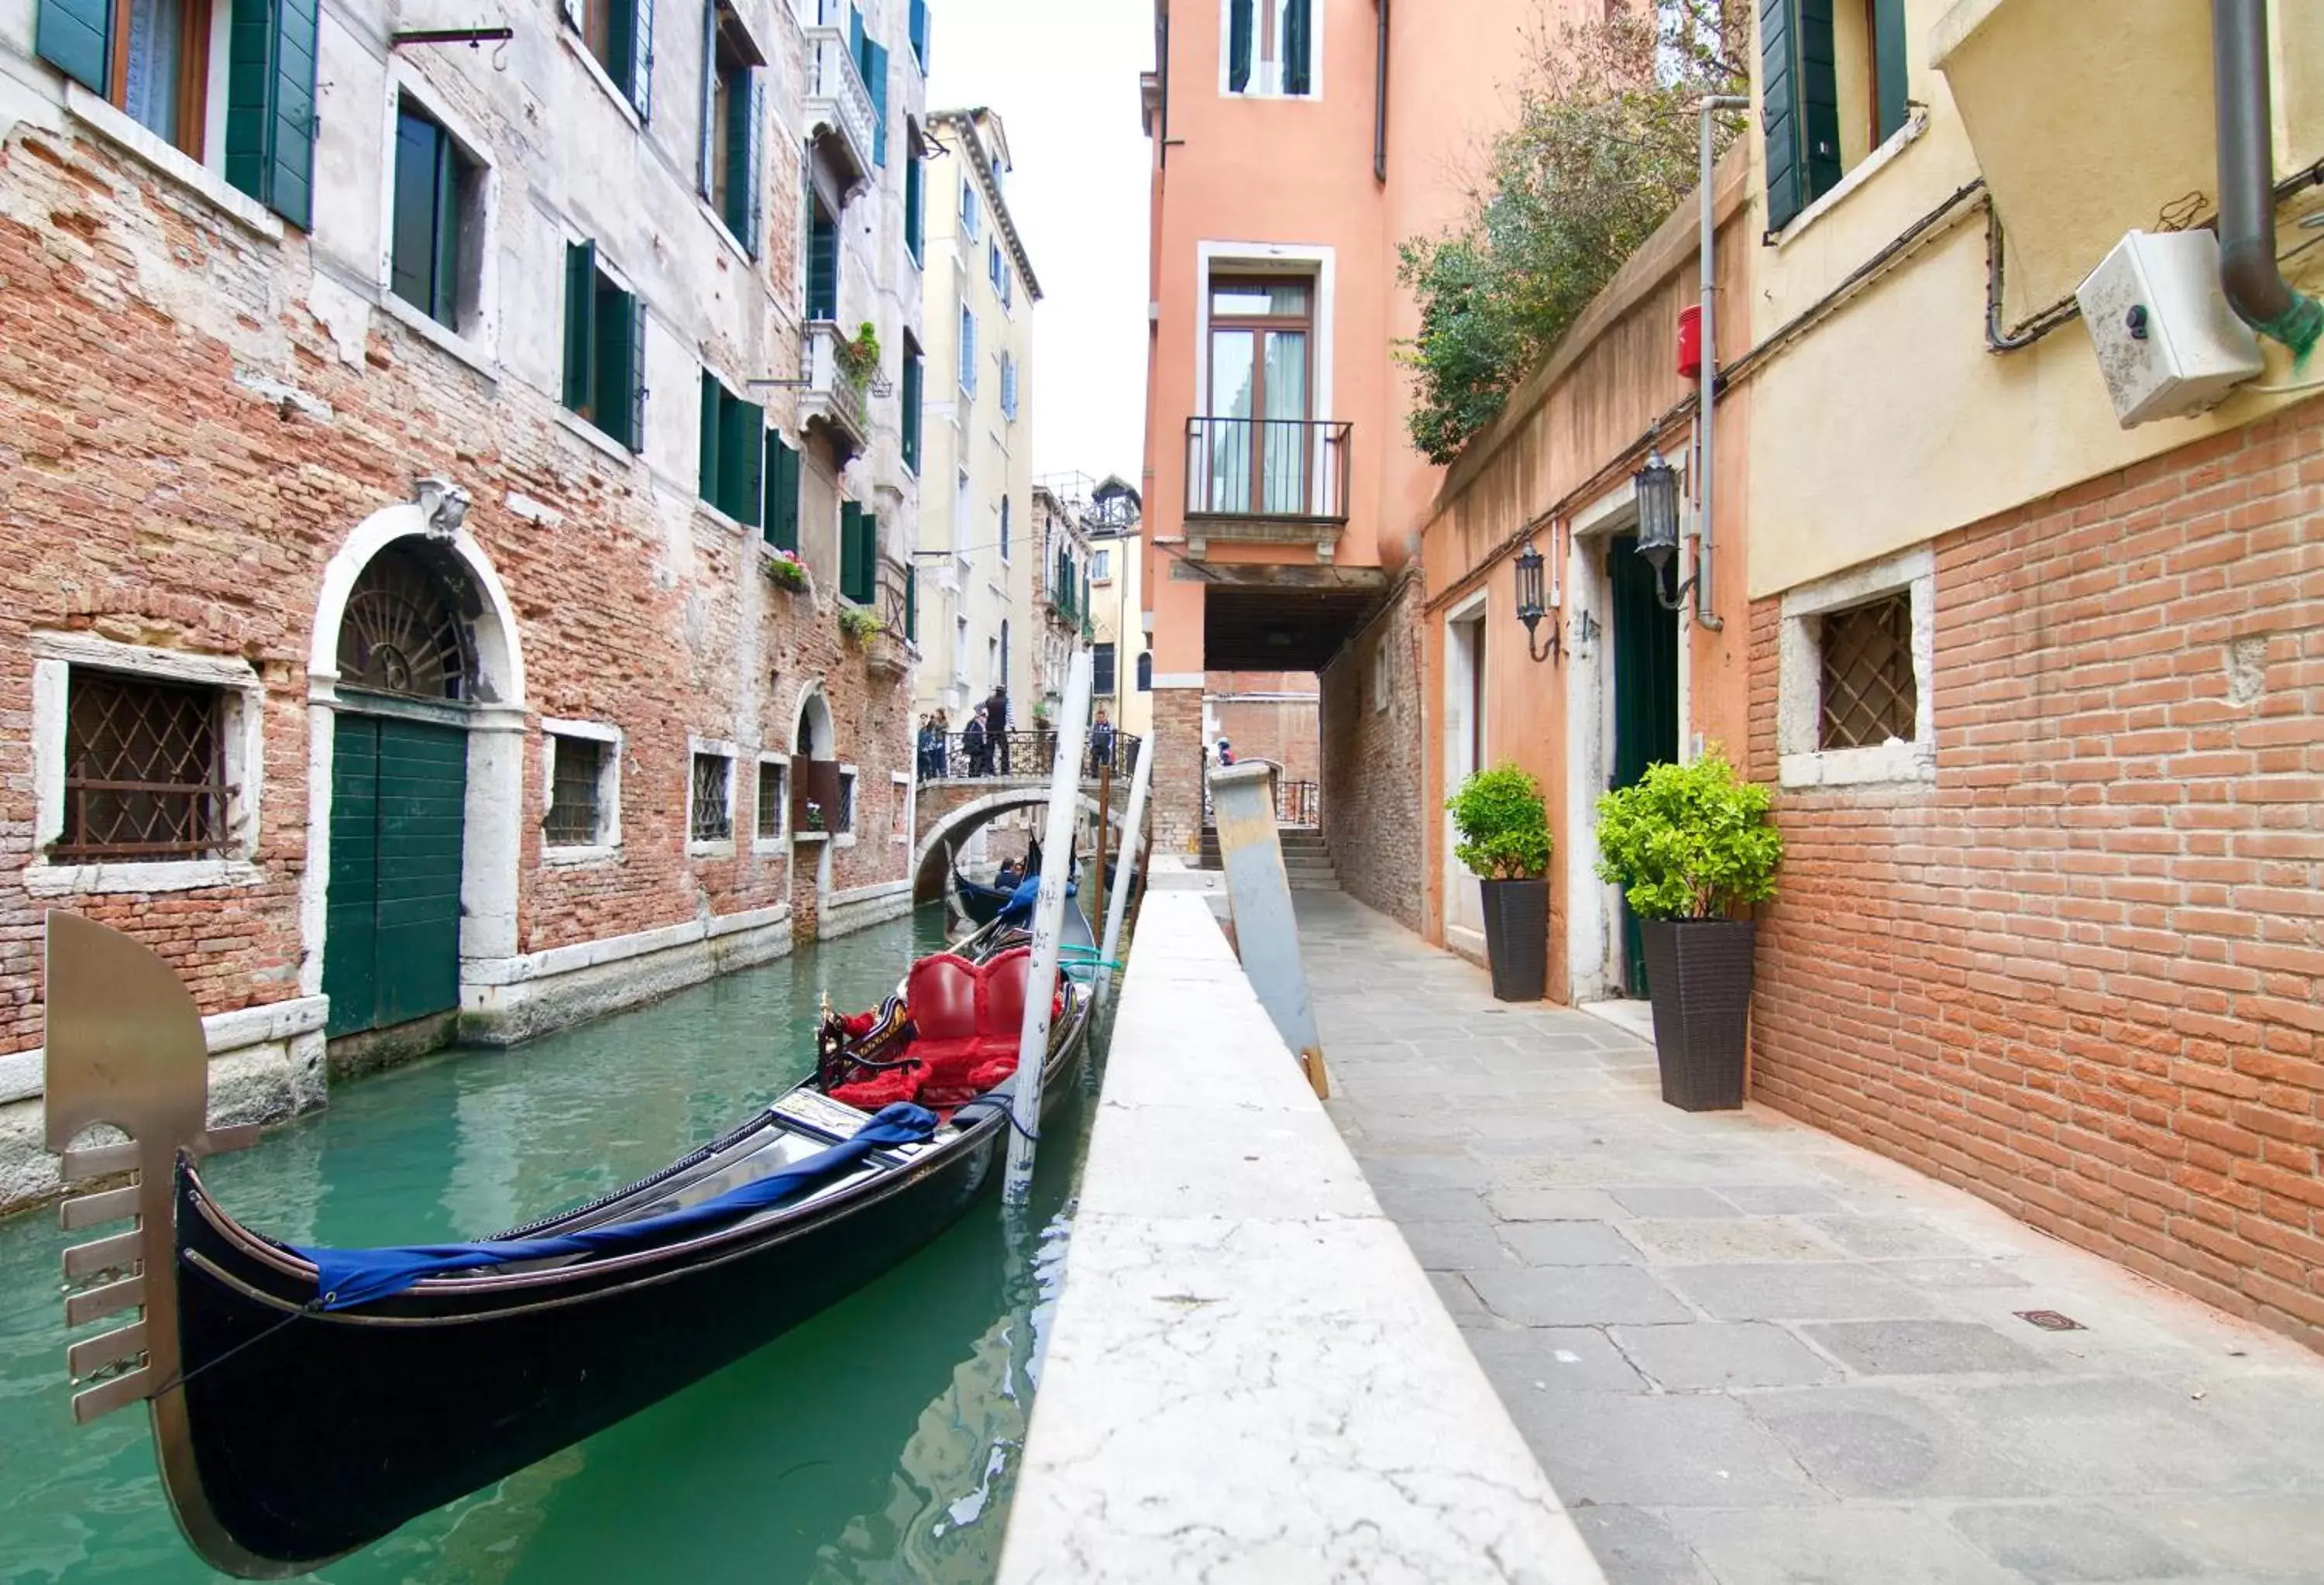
[927,0,1153,487]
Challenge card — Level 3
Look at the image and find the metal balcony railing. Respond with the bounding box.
[916,731,1143,783]
[799,321,868,456]
[1184,416,1352,523]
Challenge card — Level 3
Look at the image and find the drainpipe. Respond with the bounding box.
[1693,95,1749,633]
[2212,0,2323,356]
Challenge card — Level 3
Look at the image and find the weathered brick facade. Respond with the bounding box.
[1748,397,2324,1352]
[1149,686,1206,860]
[1319,576,1422,933]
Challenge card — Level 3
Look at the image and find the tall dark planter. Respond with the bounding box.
[1478,878,1549,1002]
[1637,918,1755,1110]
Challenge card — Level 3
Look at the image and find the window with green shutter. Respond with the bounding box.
[697,370,764,524]
[38,0,218,156]
[1226,0,1251,93]
[565,241,647,450]
[899,336,923,474]
[806,197,839,320]
[390,99,478,332]
[904,564,917,641]
[703,4,764,253]
[762,431,802,552]
[1868,0,1908,147]
[1762,0,1905,237]
[862,36,889,167]
[902,127,924,265]
[222,0,318,228]
[576,0,651,115]
[838,501,875,604]
[907,0,929,73]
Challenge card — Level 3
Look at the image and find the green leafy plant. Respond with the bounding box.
[834,321,881,387]
[1396,1,1747,462]
[838,606,882,642]
[1593,752,1781,920]
[764,551,808,592]
[1446,763,1552,880]
[1031,700,1054,726]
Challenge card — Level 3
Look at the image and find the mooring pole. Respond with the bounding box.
[1003,649,1095,1205]
[1091,751,1114,935]
[1095,734,1153,1009]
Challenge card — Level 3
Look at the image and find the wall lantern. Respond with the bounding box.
[1514,541,1559,663]
[1631,449,1694,612]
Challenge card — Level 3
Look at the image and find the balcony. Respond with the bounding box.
[1182,417,1353,562]
[803,18,875,195]
[799,321,868,462]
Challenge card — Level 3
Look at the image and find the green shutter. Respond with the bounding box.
[627,295,649,450]
[429,131,459,325]
[1759,0,1841,233]
[699,370,721,500]
[908,0,928,70]
[1283,0,1311,95]
[720,390,761,525]
[225,0,318,228]
[390,110,438,317]
[859,512,879,604]
[35,0,112,95]
[1871,0,1908,146]
[738,70,764,256]
[867,40,889,166]
[900,349,922,473]
[839,500,865,600]
[696,2,717,198]
[563,240,597,414]
[1227,0,1252,92]
[807,206,838,319]
[903,143,923,264]
[764,431,800,551]
[628,0,654,117]
[593,282,641,449]
[905,564,917,641]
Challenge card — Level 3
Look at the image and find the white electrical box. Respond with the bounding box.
[2078,230,2265,428]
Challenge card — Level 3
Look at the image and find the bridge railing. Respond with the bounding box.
[1201,770,1322,828]
[916,730,1143,783]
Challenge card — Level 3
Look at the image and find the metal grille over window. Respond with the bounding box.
[545,737,603,845]
[338,544,475,699]
[758,763,787,840]
[1817,593,1916,750]
[691,753,732,841]
[57,672,229,861]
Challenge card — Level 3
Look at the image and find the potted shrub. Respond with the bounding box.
[838,607,882,643]
[764,549,808,593]
[1446,763,1552,1002]
[834,321,881,390]
[1593,753,1783,1111]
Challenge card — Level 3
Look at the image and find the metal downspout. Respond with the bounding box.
[1693,96,1748,632]
[2212,0,2323,356]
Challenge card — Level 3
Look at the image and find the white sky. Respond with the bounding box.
[928,0,1153,485]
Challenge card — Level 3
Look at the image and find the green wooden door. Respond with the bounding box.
[324,716,466,1036]
[1607,533,1679,998]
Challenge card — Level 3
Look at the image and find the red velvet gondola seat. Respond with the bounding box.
[828,948,1050,1116]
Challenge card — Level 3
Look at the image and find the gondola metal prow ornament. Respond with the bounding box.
[1002,648,1095,1205]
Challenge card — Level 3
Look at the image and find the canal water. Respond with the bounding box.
[0,906,1102,1583]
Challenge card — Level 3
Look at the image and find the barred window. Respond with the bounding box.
[545,735,605,846]
[691,753,733,843]
[835,769,857,836]
[1818,593,1917,751]
[57,672,229,861]
[757,761,788,841]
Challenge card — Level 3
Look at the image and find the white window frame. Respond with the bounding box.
[959,305,978,394]
[960,174,981,239]
[27,632,265,896]
[377,66,503,375]
[999,352,1018,421]
[1194,239,1335,439]
[889,769,913,844]
[752,749,791,853]
[954,612,971,686]
[1089,546,1112,584]
[834,763,860,847]
[1777,545,1936,789]
[686,735,741,856]
[541,717,624,864]
[1219,0,1324,101]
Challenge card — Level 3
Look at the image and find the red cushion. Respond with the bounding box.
[828,1064,924,1112]
[981,951,1032,1041]
[906,954,980,1041]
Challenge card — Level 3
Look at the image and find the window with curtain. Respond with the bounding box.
[1205,274,1312,515]
[1222,0,1312,98]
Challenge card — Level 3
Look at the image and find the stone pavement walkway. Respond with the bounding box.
[1298,889,2324,1585]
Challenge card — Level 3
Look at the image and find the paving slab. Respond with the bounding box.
[1298,889,2324,1585]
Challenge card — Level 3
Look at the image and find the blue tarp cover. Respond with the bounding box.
[294,1102,940,1311]
[998,875,1073,925]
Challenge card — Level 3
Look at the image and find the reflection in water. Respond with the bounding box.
[0,906,1103,1583]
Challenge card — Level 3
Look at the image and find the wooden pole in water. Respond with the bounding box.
[1095,734,1153,1010]
[1091,750,1113,940]
[1003,649,1095,1205]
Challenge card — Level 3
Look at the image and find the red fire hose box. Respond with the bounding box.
[1676,304,1703,380]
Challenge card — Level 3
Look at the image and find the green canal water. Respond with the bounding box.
[0,906,1102,1584]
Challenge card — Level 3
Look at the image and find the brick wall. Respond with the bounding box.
[1748,397,2324,1352]
[0,122,911,1054]
[1321,578,1423,932]
[1150,686,1206,859]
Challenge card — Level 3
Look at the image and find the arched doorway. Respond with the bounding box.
[322,539,483,1039]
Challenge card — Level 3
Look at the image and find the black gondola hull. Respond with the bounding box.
[166,1016,1089,1571]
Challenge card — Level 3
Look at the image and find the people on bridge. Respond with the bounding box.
[964,707,990,778]
[1090,707,1116,772]
[983,684,1011,776]
[916,713,945,782]
[1216,737,1236,767]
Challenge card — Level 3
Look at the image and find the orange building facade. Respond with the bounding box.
[1136,0,1566,878]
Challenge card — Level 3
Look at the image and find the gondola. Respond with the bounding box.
[40,906,1095,1579]
[952,852,1122,929]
